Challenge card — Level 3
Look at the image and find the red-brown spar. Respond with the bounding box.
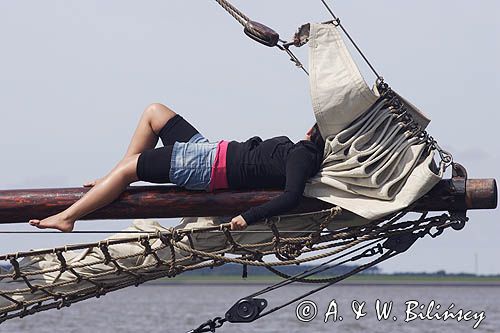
[0,179,496,223]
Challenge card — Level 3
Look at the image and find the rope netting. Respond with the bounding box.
[0,206,467,324]
[0,1,470,326]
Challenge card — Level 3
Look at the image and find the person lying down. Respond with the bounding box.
[29,103,326,232]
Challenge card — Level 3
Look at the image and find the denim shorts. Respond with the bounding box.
[169,133,217,190]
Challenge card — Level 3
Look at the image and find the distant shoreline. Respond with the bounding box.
[147,274,500,287]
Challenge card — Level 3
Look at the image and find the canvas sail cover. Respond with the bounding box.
[304,23,443,219]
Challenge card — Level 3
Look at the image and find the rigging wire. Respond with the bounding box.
[212,0,383,80]
[257,251,395,319]
[0,230,337,234]
[247,238,382,298]
[320,0,382,81]
[0,208,339,234]
[0,2,467,330]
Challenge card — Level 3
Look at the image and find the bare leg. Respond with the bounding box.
[83,103,176,187]
[31,103,178,231]
[30,155,140,232]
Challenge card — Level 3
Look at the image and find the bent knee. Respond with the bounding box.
[144,103,177,134]
[145,103,176,119]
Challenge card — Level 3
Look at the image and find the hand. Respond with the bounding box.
[230,215,248,231]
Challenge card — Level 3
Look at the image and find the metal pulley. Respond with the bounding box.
[244,21,279,47]
[225,297,268,323]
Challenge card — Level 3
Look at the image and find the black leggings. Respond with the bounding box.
[136,114,200,183]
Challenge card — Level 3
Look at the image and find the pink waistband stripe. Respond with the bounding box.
[209,140,229,192]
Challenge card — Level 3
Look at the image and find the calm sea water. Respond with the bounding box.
[0,283,498,333]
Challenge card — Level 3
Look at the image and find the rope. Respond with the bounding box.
[214,0,383,79]
[0,2,468,328]
[0,205,468,324]
[188,211,467,332]
[212,0,309,74]
[258,251,396,320]
[0,91,458,326]
[213,0,250,27]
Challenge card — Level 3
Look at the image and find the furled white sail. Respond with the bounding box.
[304,23,442,219]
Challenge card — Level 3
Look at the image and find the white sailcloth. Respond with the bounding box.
[304,23,443,219]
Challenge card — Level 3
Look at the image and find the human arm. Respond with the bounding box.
[237,146,316,227]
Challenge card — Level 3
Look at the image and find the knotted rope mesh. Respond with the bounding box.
[0,1,474,327]
[0,207,467,323]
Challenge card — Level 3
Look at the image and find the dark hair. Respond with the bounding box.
[310,123,325,154]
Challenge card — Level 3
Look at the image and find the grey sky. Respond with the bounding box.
[0,0,498,274]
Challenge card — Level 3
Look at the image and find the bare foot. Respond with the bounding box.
[29,213,75,232]
[83,178,101,187]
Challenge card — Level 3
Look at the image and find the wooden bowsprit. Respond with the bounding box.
[0,163,496,326]
[0,178,496,224]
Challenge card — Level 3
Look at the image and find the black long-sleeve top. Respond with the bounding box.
[226,136,323,224]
